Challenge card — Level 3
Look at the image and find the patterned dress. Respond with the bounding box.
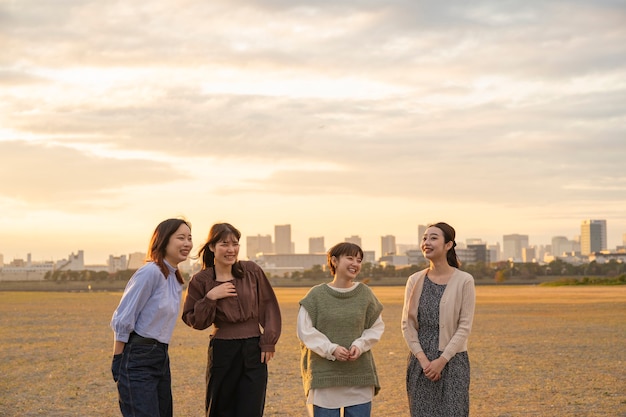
[406,276,470,417]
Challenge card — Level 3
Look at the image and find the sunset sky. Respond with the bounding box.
[1,1,625,264]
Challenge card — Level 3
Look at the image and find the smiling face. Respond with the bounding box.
[209,233,240,268]
[421,226,452,262]
[164,223,193,266]
[333,253,362,280]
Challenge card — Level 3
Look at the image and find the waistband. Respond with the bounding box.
[128,332,168,348]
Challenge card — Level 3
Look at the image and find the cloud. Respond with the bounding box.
[0,140,189,208]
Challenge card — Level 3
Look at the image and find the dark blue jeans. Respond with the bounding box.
[112,341,172,417]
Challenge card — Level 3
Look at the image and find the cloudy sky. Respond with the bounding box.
[1,0,625,264]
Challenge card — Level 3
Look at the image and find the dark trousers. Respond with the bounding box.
[206,337,268,417]
[112,335,172,417]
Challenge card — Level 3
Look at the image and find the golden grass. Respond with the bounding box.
[0,286,624,417]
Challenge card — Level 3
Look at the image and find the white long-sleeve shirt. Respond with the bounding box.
[297,282,385,409]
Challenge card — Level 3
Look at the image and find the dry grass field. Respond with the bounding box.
[0,285,624,417]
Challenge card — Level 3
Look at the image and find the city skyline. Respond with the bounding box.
[2,219,624,266]
[1,1,625,265]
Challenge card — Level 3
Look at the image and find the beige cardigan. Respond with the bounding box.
[401,268,475,361]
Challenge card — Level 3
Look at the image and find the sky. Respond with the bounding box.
[1,0,625,264]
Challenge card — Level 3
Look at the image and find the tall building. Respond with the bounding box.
[580,219,607,255]
[246,234,273,258]
[345,235,362,247]
[551,236,579,257]
[502,234,529,262]
[381,235,396,256]
[127,252,147,269]
[308,237,325,254]
[418,224,427,243]
[274,225,293,254]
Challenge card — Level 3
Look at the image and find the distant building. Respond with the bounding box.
[247,234,273,259]
[406,249,426,265]
[503,234,529,262]
[580,219,607,255]
[56,250,85,271]
[308,237,325,254]
[108,254,128,273]
[396,244,418,256]
[255,253,326,276]
[274,225,294,254]
[345,235,362,247]
[551,236,578,257]
[456,244,490,265]
[363,250,376,264]
[379,254,409,267]
[522,246,536,263]
[127,252,146,270]
[0,253,3,268]
[488,243,501,262]
[418,224,427,243]
[381,235,396,256]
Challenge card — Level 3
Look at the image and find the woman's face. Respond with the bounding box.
[164,223,193,266]
[421,226,451,261]
[333,253,362,279]
[210,233,240,268]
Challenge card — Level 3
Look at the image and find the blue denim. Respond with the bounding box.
[112,342,172,417]
[313,402,372,417]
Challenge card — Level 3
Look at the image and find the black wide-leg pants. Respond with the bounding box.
[205,336,268,417]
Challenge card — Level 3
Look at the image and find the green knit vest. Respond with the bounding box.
[299,283,383,396]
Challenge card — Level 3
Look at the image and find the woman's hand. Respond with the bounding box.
[261,351,274,363]
[348,345,362,361]
[205,282,237,300]
[423,357,447,382]
[332,346,351,361]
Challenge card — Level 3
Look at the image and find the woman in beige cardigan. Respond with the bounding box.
[401,222,475,417]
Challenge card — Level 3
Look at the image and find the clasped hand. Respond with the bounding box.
[421,357,446,382]
[333,345,361,361]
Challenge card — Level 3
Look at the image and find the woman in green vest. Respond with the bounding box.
[298,242,384,417]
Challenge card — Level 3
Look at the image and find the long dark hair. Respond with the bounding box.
[147,218,190,284]
[197,223,244,279]
[429,222,460,268]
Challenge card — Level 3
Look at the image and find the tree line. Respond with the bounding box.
[43,258,624,283]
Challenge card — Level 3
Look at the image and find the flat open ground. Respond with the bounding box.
[0,285,624,417]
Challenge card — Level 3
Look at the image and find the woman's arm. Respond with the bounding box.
[181,273,217,330]
[441,277,476,361]
[296,306,339,361]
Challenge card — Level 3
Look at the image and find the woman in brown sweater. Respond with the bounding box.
[182,223,282,417]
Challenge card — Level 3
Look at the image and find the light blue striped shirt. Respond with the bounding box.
[110,260,183,344]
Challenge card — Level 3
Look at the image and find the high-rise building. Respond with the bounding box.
[247,234,274,258]
[580,219,607,255]
[522,246,536,263]
[418,225,427,243]
[345,235,362,247]
[502,234,529,262]
[274,225,293,254]
[308,237,325,254]
[381,235,396,256]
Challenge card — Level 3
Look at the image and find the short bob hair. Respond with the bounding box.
[327,242,364,275]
